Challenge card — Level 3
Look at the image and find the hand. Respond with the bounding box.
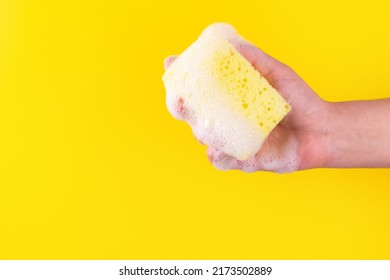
[165,42,330,173]
[165,41,390,172]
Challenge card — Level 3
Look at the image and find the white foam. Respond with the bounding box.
[208,132,300,173]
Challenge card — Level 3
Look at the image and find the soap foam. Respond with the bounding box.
[208,133,299,173]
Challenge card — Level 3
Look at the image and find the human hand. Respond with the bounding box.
[165,41,330,173]
[165,40,390,172]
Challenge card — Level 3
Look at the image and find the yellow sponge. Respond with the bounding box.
[163,23,290,161]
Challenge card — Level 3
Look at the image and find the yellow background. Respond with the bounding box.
[1,0,389,259]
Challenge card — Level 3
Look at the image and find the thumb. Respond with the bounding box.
[230,41,299,85]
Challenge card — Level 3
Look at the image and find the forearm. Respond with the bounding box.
[324,99,390,168]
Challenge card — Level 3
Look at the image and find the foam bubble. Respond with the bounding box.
[252,134,300,173]
[208,132,300,174]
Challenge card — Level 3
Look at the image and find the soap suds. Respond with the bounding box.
[208,131,299,173]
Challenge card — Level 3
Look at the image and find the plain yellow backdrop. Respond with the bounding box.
[1,0,389,259]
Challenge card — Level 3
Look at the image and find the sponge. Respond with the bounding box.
[163,23,290,161]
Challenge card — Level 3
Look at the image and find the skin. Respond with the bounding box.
[164,42,390,171]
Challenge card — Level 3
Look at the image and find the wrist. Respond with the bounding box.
[321,101,343,168]
[320,99,390,168]
[298,100,334,170]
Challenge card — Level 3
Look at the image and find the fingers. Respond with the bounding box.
[206,129,300,173]
[206,147,263,173]
[164,56,177,70]
[206,147,239,171]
